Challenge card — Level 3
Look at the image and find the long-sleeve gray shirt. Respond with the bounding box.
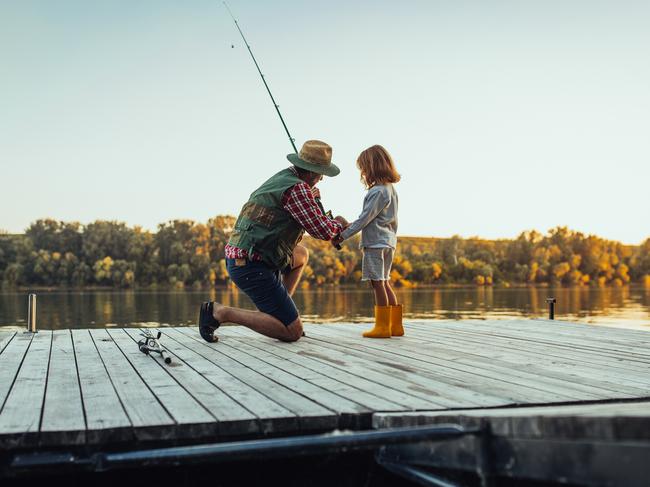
[340,183,398,248]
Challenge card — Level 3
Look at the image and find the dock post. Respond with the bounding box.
[27,294,37,333]
[546,297,556,320]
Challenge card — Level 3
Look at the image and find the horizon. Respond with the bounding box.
[2,1,649,244]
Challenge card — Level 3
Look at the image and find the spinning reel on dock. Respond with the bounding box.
[137,329,172,364]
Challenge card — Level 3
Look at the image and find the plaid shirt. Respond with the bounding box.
[225,172,342,261]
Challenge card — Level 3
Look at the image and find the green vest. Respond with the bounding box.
[228,168,305,270]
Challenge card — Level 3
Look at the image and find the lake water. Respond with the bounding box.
[1,285,649,331]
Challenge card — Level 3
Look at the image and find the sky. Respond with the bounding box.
[1,0,649,243]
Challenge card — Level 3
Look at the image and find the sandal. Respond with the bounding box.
[198,301,220,343]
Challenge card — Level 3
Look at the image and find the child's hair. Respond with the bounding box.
[356,145,401,188]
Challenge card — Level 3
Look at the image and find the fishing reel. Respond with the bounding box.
[138,329,172,365]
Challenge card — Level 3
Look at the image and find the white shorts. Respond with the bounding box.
[361,247,395,281]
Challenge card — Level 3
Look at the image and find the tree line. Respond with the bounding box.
[0,218,649,289]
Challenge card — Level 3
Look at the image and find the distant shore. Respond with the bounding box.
[2,219,649,289]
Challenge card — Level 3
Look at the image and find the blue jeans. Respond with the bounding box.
[226,259,299,326]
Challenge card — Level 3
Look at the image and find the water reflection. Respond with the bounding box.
[0,286,649,331]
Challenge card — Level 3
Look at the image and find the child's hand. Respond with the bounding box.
[311,187,321,199]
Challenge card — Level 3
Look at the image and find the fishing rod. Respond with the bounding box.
[223,1,298,154]
[224,2,342,249]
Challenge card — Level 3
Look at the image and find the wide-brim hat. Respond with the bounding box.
[287,140,340,177]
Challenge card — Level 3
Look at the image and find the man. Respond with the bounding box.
[198,140,346,343]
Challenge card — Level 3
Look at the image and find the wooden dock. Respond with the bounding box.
[1,319,649,484]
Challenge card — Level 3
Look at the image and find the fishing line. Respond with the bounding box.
[223,1,298,154]
[223,1,340,246]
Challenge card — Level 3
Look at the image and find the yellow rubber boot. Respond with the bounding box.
[390,304,404,336]
[363,306,391,338]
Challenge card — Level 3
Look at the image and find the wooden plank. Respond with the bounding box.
[210,326,449,410]
[442,319,650,353]
[106,328,218,440]
[314,325,620,404]
[0,331,51,449]
[424,320,650,361]
[496,319,650,346]
[0,319,645,453]
[502,320,650,354]
[307,324,572,403]
[164,328,338,433]
[411,320,650,370]
[71,329,132,445]
[409,322,650,373]
[214,340,373,414]
[0,333,32,414]
[39,330,86,446]
[402,329,650,396]
[376,400,650,425]
[183,326,410,411]
[395,319,650,369]
[170,329,369,417]
[277,326,513,408]
[122,329,259,437]
[409,324,648,376]
[304,325,567,406]
[373,400,650,440]
[390,322,650,396]
[195,327,405,414]
[0,331,16,355]
[153,329,298,435]
[409,322,650,384]
[308,325,615,402]
[88,329,175,442]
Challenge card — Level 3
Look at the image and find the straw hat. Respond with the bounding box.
[287,140,340,177]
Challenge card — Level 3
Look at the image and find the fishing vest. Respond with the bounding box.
[228,168,305,270]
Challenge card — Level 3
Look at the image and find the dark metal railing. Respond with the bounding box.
[7,424,480,485]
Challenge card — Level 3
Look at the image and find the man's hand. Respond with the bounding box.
[334,215,349,228]
[332,216,348,249]
[311,187,321,200]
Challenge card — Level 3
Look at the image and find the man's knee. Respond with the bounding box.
[284,317,303,342]
[293,245,309,267]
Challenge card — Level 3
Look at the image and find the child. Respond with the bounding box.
[336,145,402,338]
